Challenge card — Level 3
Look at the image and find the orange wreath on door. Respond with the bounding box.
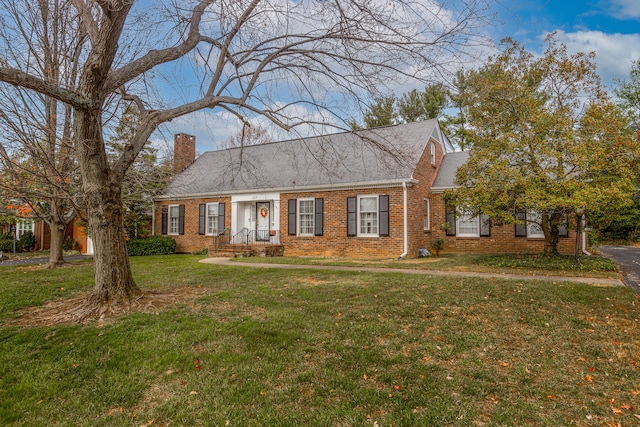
[259,206,268,218]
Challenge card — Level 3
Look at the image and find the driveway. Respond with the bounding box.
[598,245,640,294]
[0,254,92,267]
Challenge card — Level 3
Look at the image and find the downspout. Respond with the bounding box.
[581,214,591,256]
[151,206,156,236]
[398,181,408,260]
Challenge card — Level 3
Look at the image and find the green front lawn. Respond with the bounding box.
[0,255,638,426]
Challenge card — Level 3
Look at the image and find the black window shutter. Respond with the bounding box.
[445,206,456,236]
[178,204,185,235]
[161,206,168,235]
[480,213,491,237]
[314,198,324,236]
[218,203,225,232]
[379,195,389,237]
[515,210,527,237]
[347,197,357,236]
[288,199,297,236]
[198,204,206,235]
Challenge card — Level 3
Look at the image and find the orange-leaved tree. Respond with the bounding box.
[446,36,639,256]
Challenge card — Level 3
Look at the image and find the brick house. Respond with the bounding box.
[153,121,577,257]
[0,206,92,254]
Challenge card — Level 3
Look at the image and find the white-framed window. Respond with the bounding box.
[298,198,315,236]
[423,198,430,230]
[526,210,545,238]
[430,142,436,165]
[358,195,378,236]
[16,219,35,238]
[456,211,480,237]
[168,204,180,235]
[206,202,219,235]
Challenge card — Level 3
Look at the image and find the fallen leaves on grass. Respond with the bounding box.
[9,286,210,327]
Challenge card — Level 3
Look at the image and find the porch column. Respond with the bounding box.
[231,201,239,235]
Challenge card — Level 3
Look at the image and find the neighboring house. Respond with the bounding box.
[0,206,93,254]
[154,121,577,258]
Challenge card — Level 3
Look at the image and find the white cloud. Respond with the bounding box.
[609,0,640,19]
[153,110,244,154]
[545,30,640,88]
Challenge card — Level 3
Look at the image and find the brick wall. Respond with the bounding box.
[405,138,444,256]
[427,194,577,254]
[155,197,232,253]
[281,187,406,258]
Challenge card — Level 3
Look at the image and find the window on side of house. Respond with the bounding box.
[430,142,436,165]
[423,198,430,230]
[526,210,545,238]
[445,205,491,237]
[456,211,479,237]
[298,198,314,236]
[17,219,34,238]
[168,204,180,235]
[358,195,378,236]
[206,202,219,235]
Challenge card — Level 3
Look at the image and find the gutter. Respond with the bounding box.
[154,179,419,202]
[398,181,409,260]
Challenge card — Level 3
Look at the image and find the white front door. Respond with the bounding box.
[256,202,270,241]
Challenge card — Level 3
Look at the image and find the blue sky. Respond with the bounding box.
[158,0,640,153]
[497,0,640,86]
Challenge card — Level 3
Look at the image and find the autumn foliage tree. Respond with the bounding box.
[447,37,640,256]
[0,0,495,316]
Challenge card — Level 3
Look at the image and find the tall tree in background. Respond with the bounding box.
[357,84,450,129]
[219,123,273,150]
[589,58,640,241]
[441,70,470,150]
[107,106,172,240]
[447,37,639,256]
[615,59,640,131]
[0,0,496,316]
[0,0,83,267]
[362,96,397,128]
[397,84,449,123]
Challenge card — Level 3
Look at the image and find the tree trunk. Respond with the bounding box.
[542,211,560,257]
[47,223,67,268]
[85,185,141,306]
[75,109,141,311]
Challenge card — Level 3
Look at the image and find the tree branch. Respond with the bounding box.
[0,66,92,109]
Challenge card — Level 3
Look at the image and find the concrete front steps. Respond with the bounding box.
[208,244,285,258]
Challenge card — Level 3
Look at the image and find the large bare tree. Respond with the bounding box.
[0,0,495,317]
[0,0,84,268]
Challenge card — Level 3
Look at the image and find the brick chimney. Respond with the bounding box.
[174,133,196,174]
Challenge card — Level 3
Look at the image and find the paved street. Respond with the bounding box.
[0,254,92,267]
[599,245,640,294]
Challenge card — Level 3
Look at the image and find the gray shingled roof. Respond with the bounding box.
[431,150,470,191]
[159,120,442,198]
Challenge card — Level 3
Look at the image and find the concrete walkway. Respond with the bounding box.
[200,257,624,287]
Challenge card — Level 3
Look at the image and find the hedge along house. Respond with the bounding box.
[153,120,452,258]
[429,151,578,254]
